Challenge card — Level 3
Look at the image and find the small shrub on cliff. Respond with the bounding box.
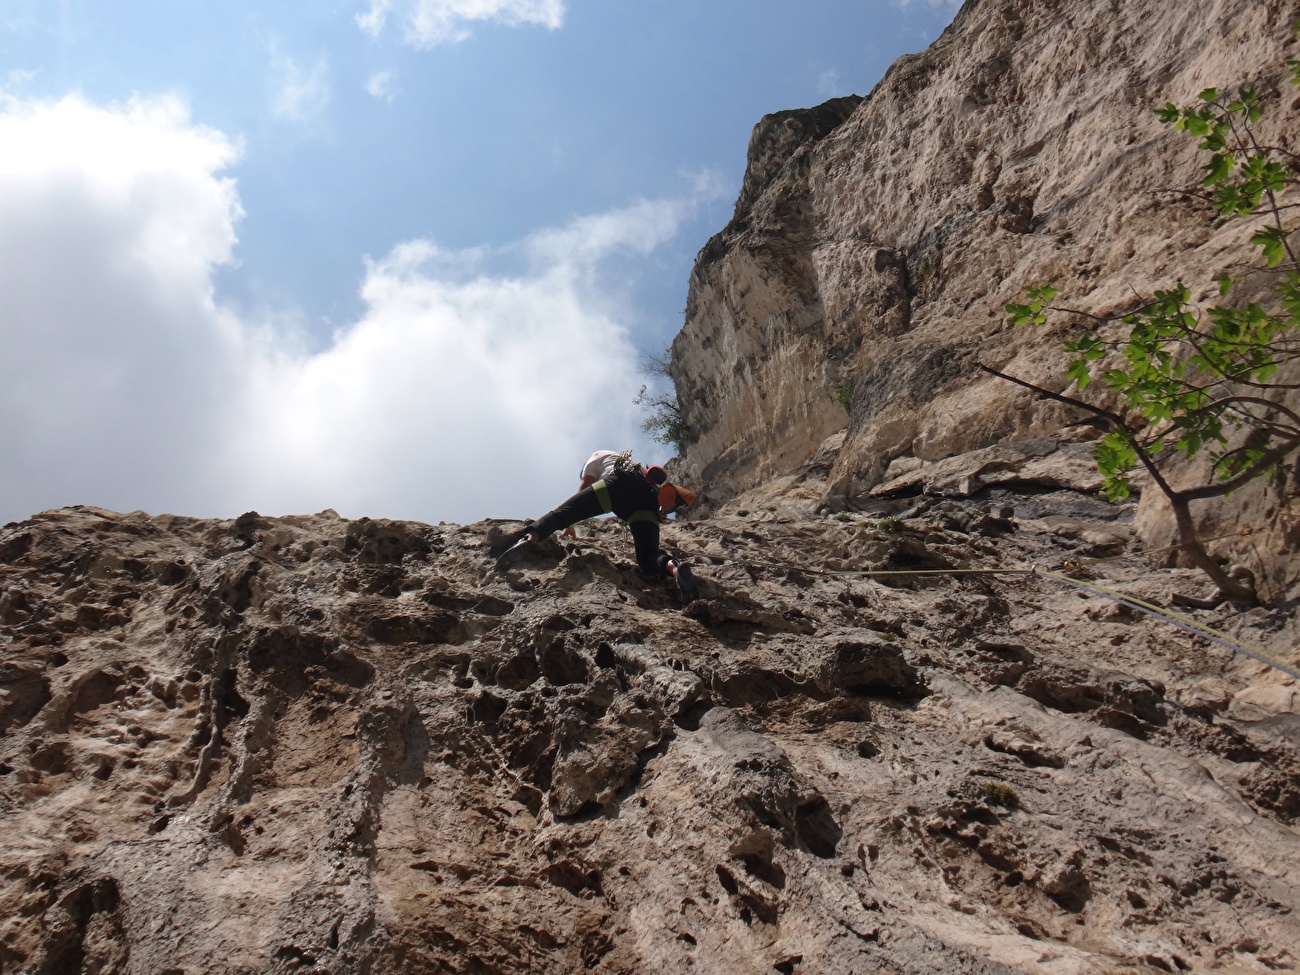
[635,346,693,457]
[986,59,1300,604]
[981,780,1020,809]
[634,384,692,456]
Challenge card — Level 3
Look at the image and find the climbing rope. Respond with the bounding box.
[742,561,1033,579]
[664,547,1299,680]
[1072,524,1255,567]
[1035,569,1300,681]
[581,524,1298,680]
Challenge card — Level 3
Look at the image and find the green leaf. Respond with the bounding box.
[1251,227,1287,267]
[1094,433,1137,503]
[1067,359,1090,389]
[1218,275,1233,296]
[1102,368,1130,390]
[1203,153,1233,185]
[1197,87,1218,102]
[1005,302,1033,327]
[1007,285,1060,327]
[1176,431,1203,458]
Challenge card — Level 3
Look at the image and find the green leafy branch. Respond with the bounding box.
[635,383,693,456]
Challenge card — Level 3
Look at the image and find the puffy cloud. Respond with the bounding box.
[0,92,245,520]
[237,237,648,521]
[357,0,565,48]
[0,91,691,526]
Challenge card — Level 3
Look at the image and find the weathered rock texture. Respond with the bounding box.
[670,0,1300,588]
[2,501,1299,974]
[8,1,1300,973]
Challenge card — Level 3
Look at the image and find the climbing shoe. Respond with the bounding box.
[487,526,530,558]
[673,563,698,596]
[495,537,534,569]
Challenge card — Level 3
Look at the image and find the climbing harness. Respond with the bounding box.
[591,479,614,513]
[589,478,659,527]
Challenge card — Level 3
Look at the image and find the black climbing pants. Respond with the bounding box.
[529,470,670,577]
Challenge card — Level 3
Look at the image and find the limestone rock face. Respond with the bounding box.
[671,0,1300,524]
[3,503,1300,973]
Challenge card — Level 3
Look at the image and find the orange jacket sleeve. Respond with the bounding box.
[659,484,695,513]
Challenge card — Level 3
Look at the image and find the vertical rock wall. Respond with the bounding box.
[672,0,1300,519]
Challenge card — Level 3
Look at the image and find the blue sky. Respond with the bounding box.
[0,0,959,525]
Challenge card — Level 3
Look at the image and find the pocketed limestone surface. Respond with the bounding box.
[2,500,1297,974]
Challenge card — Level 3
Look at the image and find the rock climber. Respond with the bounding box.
[491,450,698,594]
[558,450,696,536]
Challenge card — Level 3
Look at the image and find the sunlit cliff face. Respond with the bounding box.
[671,0,1298,519]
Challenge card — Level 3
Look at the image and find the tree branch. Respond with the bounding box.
[1180,437,1300,500]
[976,363,1181,500]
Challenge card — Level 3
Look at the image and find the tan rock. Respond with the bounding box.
[3,503,1300,972]
[1230,681,1300,720]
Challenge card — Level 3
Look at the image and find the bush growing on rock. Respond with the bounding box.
[634,346,693,456]
[634,383,692,456]
[980,780,1021,809]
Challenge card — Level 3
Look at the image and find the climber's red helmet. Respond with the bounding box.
[644,465,668,486]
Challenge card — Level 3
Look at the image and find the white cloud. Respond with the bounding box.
[525,198,690,268]
[357,0,565,48]
[237,237,648,520]
[683,168,727,200]
[0,91,694,526]
[365,70,396,102]
[356,0,393,36]
[270,47,330,123]
[0,92,245,520]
